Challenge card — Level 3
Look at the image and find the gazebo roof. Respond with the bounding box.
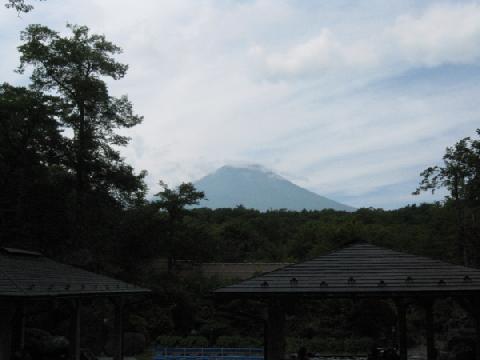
[215,242,480,298]
[0,248,150,298]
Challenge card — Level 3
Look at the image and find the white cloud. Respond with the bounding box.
[391,3,480,67]
[1,0,480,209]
[251,2,480,79]
[250,29,379,78]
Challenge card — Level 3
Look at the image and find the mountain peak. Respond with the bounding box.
[194,165,354,212]
[216,164,284,179]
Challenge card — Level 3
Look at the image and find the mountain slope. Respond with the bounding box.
[194,165,354,211]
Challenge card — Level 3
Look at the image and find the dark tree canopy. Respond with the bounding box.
[154,181,205,270]
[0,24,147,255]
[414,129,480,203]
[155,181,205,221]
[0,83,64,173]
[415,129,480,265]
[0,83,67,248]
[18,24,145,221]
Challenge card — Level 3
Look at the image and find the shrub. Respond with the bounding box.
[287,336,372,354]
[128,314,149,335]
[215,336,262,348]
[344,337,373,353]
[155,336,209,348]
[155,336,182,347]
[286,337,308,353]
[179,336,209,347]
[309,337,343,353]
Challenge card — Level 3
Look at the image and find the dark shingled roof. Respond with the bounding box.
[215,242,480,298]
[0,248,150,298]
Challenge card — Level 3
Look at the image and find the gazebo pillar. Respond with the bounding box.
[69,299,81,360]
[265,301,286,360]
[474,307,480,360]
[12,301,26,354]
[424,300,436,360]
[113,297,125,360]
[0,301,15,360]
[456,296,480,360]
[395,299,408,360]
[263,319,268,360]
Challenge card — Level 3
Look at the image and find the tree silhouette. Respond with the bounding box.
[154,181,205,271]
[17,24,144,247]
[415,129,480,265]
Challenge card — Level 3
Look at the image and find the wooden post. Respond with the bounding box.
[0,301,15,360]
[69,299,81,360]
[455,296,480,360]
[266,301,285,360]
[113,297,125,360]
[12,301,26,354]
[263,319,268,360]
[475,310,480,360]
[395,299,408,360]
[425,300,436,360]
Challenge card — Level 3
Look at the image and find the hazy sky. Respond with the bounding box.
[1,0,479,209]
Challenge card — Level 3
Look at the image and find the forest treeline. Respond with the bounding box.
[2,13,480,353]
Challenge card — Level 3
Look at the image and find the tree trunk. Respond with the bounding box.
[14,153,27,244]
[73,104,86,249]
[454,191,467,266]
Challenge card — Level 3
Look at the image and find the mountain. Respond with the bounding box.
[193,165,354,212]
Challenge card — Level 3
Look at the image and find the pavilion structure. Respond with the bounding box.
[215,242,480,360]
[0,248,150,360]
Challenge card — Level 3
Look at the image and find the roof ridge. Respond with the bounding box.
[0,260,28,296]
[0,253,150,297]
[361,243,477,269]
[213,242,367,289]
[214,241,480,295]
